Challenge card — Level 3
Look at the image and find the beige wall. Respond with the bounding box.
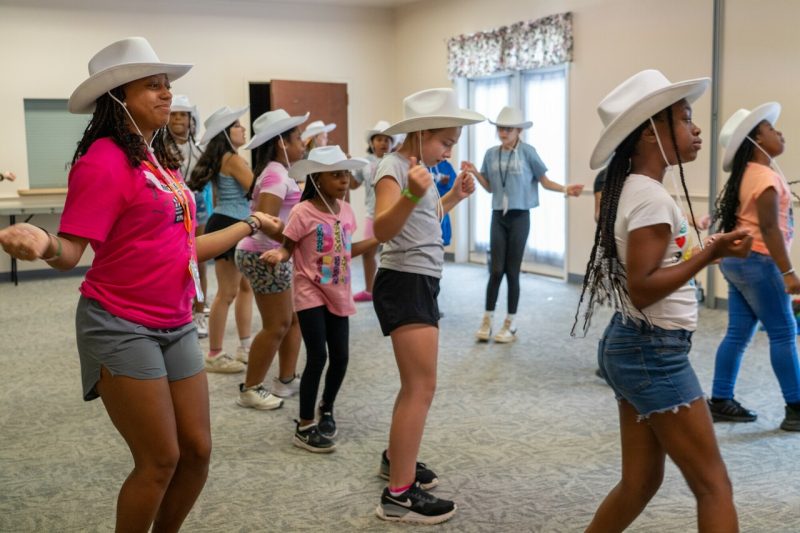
[0,1,396,273]
[3,0,800,300]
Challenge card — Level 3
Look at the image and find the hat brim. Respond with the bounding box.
[301,123,337,142]
[382,111,486,135]
[365,130,394,146]
[489,120,533,130]
[589,77,710,170]
[243,113,310,151]
[68,63,192,114]
[198,106,249,147]
[721,102,781,172]
[289,157,368,180]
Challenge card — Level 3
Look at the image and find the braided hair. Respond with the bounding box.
[572,104,702,336]
[72,87,180,170]
[712,124,759,233]
[188,127,235,192]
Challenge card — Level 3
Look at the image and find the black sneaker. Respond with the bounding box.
[780,404,800,431]
[293,421,336,453]
[379,449,438,490]
[708,398,757,422]
[318,404,337,439]
[375,482,456,524]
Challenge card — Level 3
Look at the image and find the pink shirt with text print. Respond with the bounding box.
[283,199,357,316]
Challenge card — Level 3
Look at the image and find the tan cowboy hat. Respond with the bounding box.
[365,120,394,146]
[382,88,485,135]
[289,146,368,181]
[69,37,192,114]
[720,102,781,172]
[198,105,249,147]
[490,106,532,129]
[590,69,709,170]
[243,109,310,151]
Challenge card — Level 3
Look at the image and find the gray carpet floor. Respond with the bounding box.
[1,261,798,532]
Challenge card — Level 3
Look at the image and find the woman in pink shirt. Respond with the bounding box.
[263,146,376,452]
[710,102,800,431]
[0,38,281,531]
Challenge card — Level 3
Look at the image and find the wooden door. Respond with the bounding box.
[270,80,349,153]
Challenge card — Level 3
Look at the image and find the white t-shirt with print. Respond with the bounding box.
[615,174,697,331]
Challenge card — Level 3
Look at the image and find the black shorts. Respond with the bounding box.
[372,268,440,336]
[204,213,242,261]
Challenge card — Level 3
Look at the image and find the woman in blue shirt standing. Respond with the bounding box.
[465,106,583,343]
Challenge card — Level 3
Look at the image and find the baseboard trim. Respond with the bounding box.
[3,266,89,283]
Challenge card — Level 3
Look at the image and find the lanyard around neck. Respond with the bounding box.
[498,142,518,188]
[143,158,194,245]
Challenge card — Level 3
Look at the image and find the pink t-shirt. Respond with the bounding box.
[283,200,357,316]
[60,138,197,329]
[735,162,794,256]
[237,161,302,253]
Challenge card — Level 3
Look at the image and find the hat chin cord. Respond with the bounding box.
[649,117,703,250]
[107,91,160,154]
[416,131,444,221]
[746,135,787,181]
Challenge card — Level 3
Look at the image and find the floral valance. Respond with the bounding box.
[447,12,573,79]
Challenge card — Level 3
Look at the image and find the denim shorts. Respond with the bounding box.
[598,313,704,419]
[76,297,204,401]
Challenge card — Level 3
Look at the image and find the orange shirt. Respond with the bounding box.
[735,162,794,256]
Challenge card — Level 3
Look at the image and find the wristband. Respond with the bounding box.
[401,188,422,204]
[782,268,795,277]
[38,227,62,261]
[244,215,261,236]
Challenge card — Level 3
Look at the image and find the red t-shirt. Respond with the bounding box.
[60,138,197,328]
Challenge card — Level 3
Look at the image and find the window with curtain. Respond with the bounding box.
[465,67,568,274]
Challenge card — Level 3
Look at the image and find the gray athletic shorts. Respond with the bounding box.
[76,297,204,401]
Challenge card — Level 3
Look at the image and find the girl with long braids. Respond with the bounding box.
[167,95,211,338]
[0,38,281,530]
[233,109,309,409]
[708,103,800,431]
[573,70,752,532]
[189,106,255,374]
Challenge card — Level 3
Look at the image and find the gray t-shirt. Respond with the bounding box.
[352,153,380,217]
[375,152,444,278]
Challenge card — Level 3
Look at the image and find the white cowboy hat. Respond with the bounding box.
[382,88,485,135]
[170,94,200,128]
[720,102,781,172]
[243,109,310,151]
[301,120,337,142]
[289,146,368,181]
[198,105,248,147]
[69,37,192,114]
[365,120,394,146]
[490,106,532,129]
[590,69,710,170]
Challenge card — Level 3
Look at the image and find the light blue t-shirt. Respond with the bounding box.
[480,142,548,211]
[213,172,249,220]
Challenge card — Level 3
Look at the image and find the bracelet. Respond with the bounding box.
[401,188,422,204]
[782,267,795,277]
[40,230,62,261]
[244,215,261,236]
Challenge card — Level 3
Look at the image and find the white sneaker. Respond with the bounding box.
[475,316,492,342]
[237,384,284,410]
[193,312,208,338]
[493,319,517,343]
[272,375,300,398]
[235,345,249,364]
[204,352,246,374]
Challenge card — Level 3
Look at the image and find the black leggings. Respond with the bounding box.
[485,209,530,314]
[297,306,349,421]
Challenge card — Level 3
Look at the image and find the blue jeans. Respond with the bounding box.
[712,253,800,403]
